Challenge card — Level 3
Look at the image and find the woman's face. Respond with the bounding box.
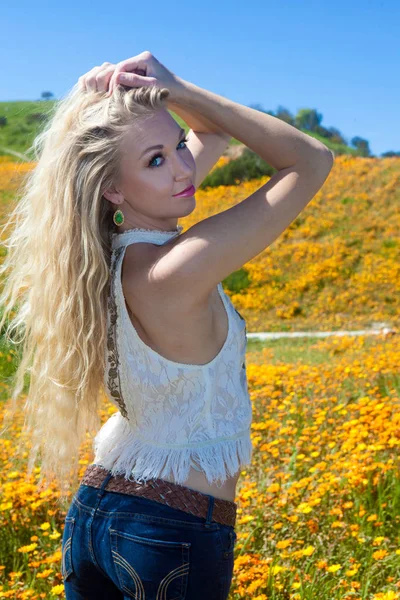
[105,109,196,232]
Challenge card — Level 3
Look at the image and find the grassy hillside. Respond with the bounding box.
[1,154,399,334]
[213,154,400,334]
[0,99,362,162]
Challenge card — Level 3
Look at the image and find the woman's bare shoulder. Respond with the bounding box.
[124,238,209,309]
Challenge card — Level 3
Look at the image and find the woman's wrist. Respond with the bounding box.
[166,78,230,137]
[165,75,191,105]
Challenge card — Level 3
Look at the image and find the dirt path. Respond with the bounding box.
[247,323,396,341]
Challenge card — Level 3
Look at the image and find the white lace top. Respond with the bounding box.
[92,225,253,488]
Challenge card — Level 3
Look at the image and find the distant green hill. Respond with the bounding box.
[0,100,367,163]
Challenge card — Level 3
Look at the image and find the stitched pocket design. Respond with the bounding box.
[219,527,237,558]
[110,527,190,600]
[223,529,237,556]
[61,516,75,581]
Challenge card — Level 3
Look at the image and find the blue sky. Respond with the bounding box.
[3,0,398,156]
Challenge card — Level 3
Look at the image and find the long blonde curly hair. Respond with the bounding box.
[0,81,171,506]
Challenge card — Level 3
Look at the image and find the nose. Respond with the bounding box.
[174,151,193,177]
[175,170,194,187]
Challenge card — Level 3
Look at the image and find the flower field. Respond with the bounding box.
[0,155,399,599]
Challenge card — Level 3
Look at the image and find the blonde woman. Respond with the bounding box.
[0,51,333,599]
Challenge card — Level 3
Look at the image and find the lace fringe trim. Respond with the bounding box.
[93,411,253,488]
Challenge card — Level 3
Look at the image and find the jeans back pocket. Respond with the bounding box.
[217,526,237,599]
[218,526,237,558]
[109,527,190,600]
[61,516,75,581]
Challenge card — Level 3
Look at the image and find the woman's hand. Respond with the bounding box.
[106,50,186,102]
[78,62,117,93]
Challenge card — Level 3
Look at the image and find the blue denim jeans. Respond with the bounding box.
[61,470,238,599]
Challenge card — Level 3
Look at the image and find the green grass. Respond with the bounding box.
[246,333,381,366]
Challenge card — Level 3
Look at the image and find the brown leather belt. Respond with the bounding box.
[80,464,237,528]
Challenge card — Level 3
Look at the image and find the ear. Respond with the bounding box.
[103,187,124,204]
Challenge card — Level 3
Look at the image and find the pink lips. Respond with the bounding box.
[173,184,196,198]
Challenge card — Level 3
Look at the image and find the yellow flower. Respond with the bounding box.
[267,483,280,493]
[373,536,386,546]
[372,592,399,600]
[36,569,54,578]
[276,539,292,549]
[270,565,284,575]
[297,502,312,514]
[18,543,38,553]
[327,564,342,573]
[292,582,302,589]
[237,515,255,525]
[372,549,389,560]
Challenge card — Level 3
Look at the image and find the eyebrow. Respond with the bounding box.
[140,127,187,159]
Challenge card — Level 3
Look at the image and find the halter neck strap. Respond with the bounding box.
[111,225,183,250]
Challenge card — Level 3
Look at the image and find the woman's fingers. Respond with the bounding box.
[78,62,116,93]
[107,69,150,97]
[109,71,154,95]
[94,66,116,93]
[107,64,128,97]
[80,65,102,93]
[79,52,155,97]
[107,54,150,97]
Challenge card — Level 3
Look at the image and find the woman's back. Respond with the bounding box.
[121,230,249,500]
[94,226,253,503]
[122,239,233,368]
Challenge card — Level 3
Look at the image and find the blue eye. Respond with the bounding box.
[148,137,189,168]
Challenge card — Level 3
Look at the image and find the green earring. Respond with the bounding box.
[113,208,124,226]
